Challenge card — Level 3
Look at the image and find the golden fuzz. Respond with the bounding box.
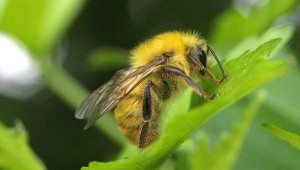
[130,31,206,75]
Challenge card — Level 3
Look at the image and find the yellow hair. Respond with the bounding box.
[130,31,205,75]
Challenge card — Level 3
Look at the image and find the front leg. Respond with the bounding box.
[202,67,228,83]
[162,66,218,100]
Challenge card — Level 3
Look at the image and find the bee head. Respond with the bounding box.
[189,44,226,79]
[187,44,208,73]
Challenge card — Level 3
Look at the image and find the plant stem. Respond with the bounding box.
[39,58,126,145]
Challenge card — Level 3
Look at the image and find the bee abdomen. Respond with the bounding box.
[114,93,160,146]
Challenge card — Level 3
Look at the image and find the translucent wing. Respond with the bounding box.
[75,57,166,129]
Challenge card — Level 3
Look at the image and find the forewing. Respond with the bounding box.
[75,68,129,120]
[75,57,166,129]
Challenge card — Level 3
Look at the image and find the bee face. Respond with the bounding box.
[196,45,207,67]
[187,43,209,73]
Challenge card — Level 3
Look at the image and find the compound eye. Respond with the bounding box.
[197,47,207,67]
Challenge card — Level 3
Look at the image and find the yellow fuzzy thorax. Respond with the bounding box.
[130,31,206,75]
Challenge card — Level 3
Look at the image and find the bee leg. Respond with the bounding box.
[139,81,154,149]
[163,66,218,100]
[201,67,228,83]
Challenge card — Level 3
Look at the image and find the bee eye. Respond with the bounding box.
[197,47,207,67]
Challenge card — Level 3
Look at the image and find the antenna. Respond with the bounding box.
[207,45,228,82]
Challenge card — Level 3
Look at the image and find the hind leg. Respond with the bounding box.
[139,81,158,149]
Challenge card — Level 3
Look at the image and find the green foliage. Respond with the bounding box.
[176,92,266,170]
[0,0,299,169]
[0,122,45,170]
[210,0,300,52]
[264,69,300,124]
[0,0,123,146]
[40,55,126,145]
[0,0,85,55]
[263,123,300,150]
[82,35,289,169]
[0,0,7,21]
[88,47,129,71]
[223,25,295,62]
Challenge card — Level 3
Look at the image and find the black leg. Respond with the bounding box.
[139,81,154,149]
[162,66,218,100]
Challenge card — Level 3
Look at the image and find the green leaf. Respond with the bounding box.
[0,121,45,170]
[209,92,266,170]
[224,25,295,62]
[185,92,265,170]
[210,0,300,52]
[88,47,129,71]
[174,139,194,170]
[263,69,300,124]
[0,0,85,55]
[0,0,8,22]
[189,134,212,170]
[263,123,300,150]
[160,89,193,133]
[81,38,289,169]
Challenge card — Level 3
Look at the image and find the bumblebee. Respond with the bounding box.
[75,31,227,149]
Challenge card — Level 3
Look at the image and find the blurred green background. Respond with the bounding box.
[0,0,300,170]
